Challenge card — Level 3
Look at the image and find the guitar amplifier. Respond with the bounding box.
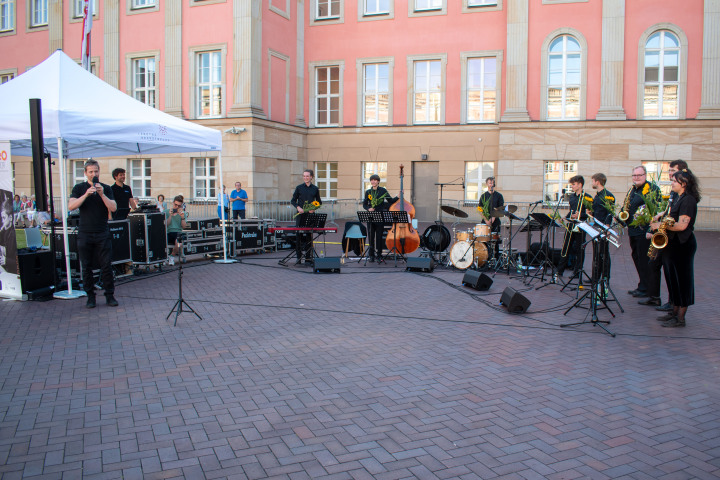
[108,220,131,265]
[128,212,167,264]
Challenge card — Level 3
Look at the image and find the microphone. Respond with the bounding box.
[92,176,99,194]
[530,200,542,205]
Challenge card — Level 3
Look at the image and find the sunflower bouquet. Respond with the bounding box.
[601,194,616,215]
[477,194,493,221]
[629,182,667,227]
[293,200,321,218]
[368,191,388,209]
[581,193,594,212]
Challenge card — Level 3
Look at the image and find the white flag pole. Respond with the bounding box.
[80,0,93,71]
[215,151,236,264]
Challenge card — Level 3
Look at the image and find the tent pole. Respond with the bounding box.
[215,150,236,264]
[54,138,84,299]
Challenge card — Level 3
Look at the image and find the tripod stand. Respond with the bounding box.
[561,228,616,337]
[166,235,202,326]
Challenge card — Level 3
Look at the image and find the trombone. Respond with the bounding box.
[561,188,584,258]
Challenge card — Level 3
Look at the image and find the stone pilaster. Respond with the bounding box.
[596,0,627,120]
[295,0,306,126]
[164,0,183,117]
[697,0,720,119]
[104,0,120,88]
[48,0,63,53]
[501,0,530,122]
[229,0,265,117]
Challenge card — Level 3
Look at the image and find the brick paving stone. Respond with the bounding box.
[1,228,719,478]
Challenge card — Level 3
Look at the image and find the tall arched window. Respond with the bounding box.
[643,31,680,118]
[546,35,581,120]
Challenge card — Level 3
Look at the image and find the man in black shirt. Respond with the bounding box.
[479,176,504,261]
[556,175,590,277]
[68,160,118,308]
[590,173,614,281]
[110,168,137,220]
[362,174,392,262]
[625,166,660,298]
[290,169,322,264]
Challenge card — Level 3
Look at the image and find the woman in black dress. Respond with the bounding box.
[651,169,700,328]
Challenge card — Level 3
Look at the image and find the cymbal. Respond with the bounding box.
[490,205,518,217]
[441,205,469,218]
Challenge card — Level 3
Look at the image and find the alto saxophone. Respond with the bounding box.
[617,187,633,222]
[648,198,674,260]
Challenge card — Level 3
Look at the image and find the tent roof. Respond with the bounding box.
[0,50,222,158]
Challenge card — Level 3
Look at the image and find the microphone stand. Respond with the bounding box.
[434,178,464,223]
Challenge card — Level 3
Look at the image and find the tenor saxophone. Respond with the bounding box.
[617,187,633,222]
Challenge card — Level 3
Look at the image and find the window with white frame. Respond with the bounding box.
[315,162,338,200]
[642,161,672,195]
[468,0,496,5]
[30,0,47,27]
[547,35,581,120]
[415,0,441,10]
[361,162,387,193]
[365,0,389,14]
[317,0,339,18]
[363,63,389,125]
[1,0,14,31]
[543,160,577,203]
[193,157,216,199]
[643,31,680,119]
[0,72,13,84]
[414,60,442,124]
[466,57,496,123]
[72,160,87,187]
[131,0,155,8]
[464,162,494,204]
[196,51,223,118]
[72,0,97,18]
[132,57,156,108]
[130,159,151,198]
[316,65,340,126]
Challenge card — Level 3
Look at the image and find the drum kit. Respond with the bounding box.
[420,205,519,270]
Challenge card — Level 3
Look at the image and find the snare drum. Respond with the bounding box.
[454,229,473,243]
[474,224,491,241]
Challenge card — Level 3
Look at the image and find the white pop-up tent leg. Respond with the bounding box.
[214,151,236,264]
[54,137,85,299]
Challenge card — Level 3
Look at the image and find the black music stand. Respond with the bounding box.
[278,213,328,266]
[561,226,616,337]
[356,210,386,264]
[382,211,411,266]
[526,212,562,287]
[166,233,202,326]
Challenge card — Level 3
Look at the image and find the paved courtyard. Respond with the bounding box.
[1,227,719,479]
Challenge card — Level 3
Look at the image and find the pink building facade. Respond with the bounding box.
[1,0,719,221]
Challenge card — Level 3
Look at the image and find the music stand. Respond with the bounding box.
[382,211,410,266]
[166,233,202,326]
[526,212,562,287]
[357,210,386,264]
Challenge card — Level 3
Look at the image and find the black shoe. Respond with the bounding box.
[105,295,119,307]
[662,317,685,328]
[657,313,675,322]
[628,289,641,296]
[368,256,376,263]
[86,295,96,309]
[656,302,673,312]
[632,290,648,298]
[638,297,661,306]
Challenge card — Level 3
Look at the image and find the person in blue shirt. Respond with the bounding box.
[230,181,249,220]
[217,185,230,220]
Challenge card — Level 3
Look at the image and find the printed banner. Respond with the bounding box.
[0,141,22,299]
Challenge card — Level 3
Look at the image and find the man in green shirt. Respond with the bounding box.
[165,195,188,265]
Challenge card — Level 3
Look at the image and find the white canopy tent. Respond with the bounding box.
[0,50,231,299]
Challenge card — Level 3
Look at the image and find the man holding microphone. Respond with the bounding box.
[68,160,118,308]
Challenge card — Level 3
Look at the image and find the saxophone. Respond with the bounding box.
[617,187,633,222]
[648,198,674,260]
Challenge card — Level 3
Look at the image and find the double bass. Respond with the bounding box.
[385,165,420,255]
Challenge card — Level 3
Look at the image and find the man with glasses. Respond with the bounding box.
[165,195,188,266]
[625,166,660,299]
[68,160,118,308]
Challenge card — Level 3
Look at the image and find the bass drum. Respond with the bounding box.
[450,240,489,270]
[421,224,451,252]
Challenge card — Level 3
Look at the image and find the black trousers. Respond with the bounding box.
[557,230,585,273]
[629,235,651,293]
[295,215,312,261]
[233,210,246,220]
[646,250,663,298]
[78,230,114,296]
[662,234,696,307]
[591,238,611,282]
[368,222,385,258]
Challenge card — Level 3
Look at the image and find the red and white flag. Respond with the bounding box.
[80,0,93,71]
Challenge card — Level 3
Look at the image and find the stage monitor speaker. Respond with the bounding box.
[313,257,341,273]
[500,286,531,314]
[17,250,54,293]
[406,257,434,272]
[462,271,493,291]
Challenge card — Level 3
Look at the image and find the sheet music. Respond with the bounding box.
[578,222,601,238]
[590,218,619,238]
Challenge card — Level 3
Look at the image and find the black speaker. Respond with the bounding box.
[500,286,531,314]
[313,257,341,273]
[17,250,54,293]
[462,271,493,291]
[406,257,434,272]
